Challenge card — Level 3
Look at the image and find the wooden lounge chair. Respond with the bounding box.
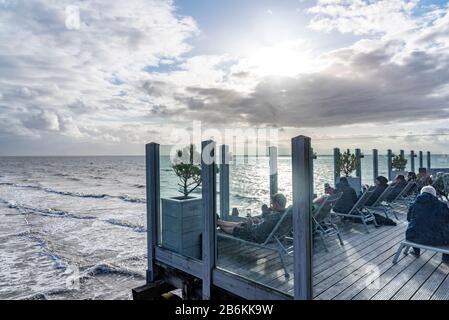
[217,206,293,278]
[332,190,378,233]
[364,185,397,219]
[313,192,344,252]
[393,240,449,264]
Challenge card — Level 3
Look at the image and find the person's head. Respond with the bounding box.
[324,183,330,189]
[339,177,349,186]
[395,175,405,183]
[407,172,417,181]
[375,176,388,186]
[421,185,437,197]
[271,193,287,211]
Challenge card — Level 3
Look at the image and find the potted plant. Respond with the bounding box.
[337,149,361,194]
[161,144,203,260]
[391,154,407,178]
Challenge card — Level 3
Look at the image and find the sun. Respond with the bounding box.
[246,40,314,77]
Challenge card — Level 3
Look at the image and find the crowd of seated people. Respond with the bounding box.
[406,186,449,263]
[217,193,289,243]
[217,168,448,249]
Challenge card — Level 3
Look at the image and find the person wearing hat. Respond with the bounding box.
[406,186,449,262]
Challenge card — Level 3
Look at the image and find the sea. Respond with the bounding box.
[1,154,448,299]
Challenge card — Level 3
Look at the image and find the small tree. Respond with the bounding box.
[338,149,357,177]
[172,144,201,198]
[392,154,407,171]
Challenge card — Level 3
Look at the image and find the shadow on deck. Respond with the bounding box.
[217,203,449,300]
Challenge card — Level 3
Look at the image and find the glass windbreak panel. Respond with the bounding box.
[158,143,203,261]
[216,145,294,297]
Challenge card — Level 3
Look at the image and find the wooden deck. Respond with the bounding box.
[216,203,449,300]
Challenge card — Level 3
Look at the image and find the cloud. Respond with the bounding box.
[176,29,449,128]
[1,0,449,154]
[307,0,419,35]
[0,0,198,150]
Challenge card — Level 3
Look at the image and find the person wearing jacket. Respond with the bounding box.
[365,176,389,206]
[406,186,449,262]
[333,177,358,214]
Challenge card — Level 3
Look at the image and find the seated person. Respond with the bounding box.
[217,193,289,243]
[386,174,407,201]
[311,183,336,211]
[407,171,417,182]
[406,186,449,262]
[333,177,358,214]
[365,176,388,206]
[324,183,335,195]
[407,171,418,194]
[432,172,448,200]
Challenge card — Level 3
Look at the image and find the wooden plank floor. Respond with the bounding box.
[216,202,449,300]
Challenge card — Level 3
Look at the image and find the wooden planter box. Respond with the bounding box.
[161,197,203,260]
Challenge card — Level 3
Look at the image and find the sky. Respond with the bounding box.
[1,0,449,155]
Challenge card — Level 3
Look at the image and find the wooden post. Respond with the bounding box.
[387,149,393,181]
[146,143,160,283]
[419,151,423,169]
[333,148,340,187]
[219,145,230,220]
[355,149,362,179]
[410,150,416,172]
[372,149,378,183]
[269,146,278,196]
[201,140,217,300]
[427,151,431,171]
[292,135,313,300]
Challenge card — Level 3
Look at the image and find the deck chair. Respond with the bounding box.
[364,185,398,220]
[332,190,378,233]
[390,181,416,204]
[217,206,293,278]
[313,192,343,252]
[378,181,417,218]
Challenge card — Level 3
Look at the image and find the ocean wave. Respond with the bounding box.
[117,195,146,203]
[105,219,146,232]
[0,182,146,204]
[84,263,145,279]
[0,198,96,220]
[21,287,79,300]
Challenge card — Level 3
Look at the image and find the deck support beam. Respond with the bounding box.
[387,149,394,181]
[333,148,341,187]
[419,151,424,169]
[201,140,217,300]
[372,149,378,183]
[146,143,160,283]
[410,150,416,172]
[269,146,278,196]
[219,145,230,220]
[292,135,313,300]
